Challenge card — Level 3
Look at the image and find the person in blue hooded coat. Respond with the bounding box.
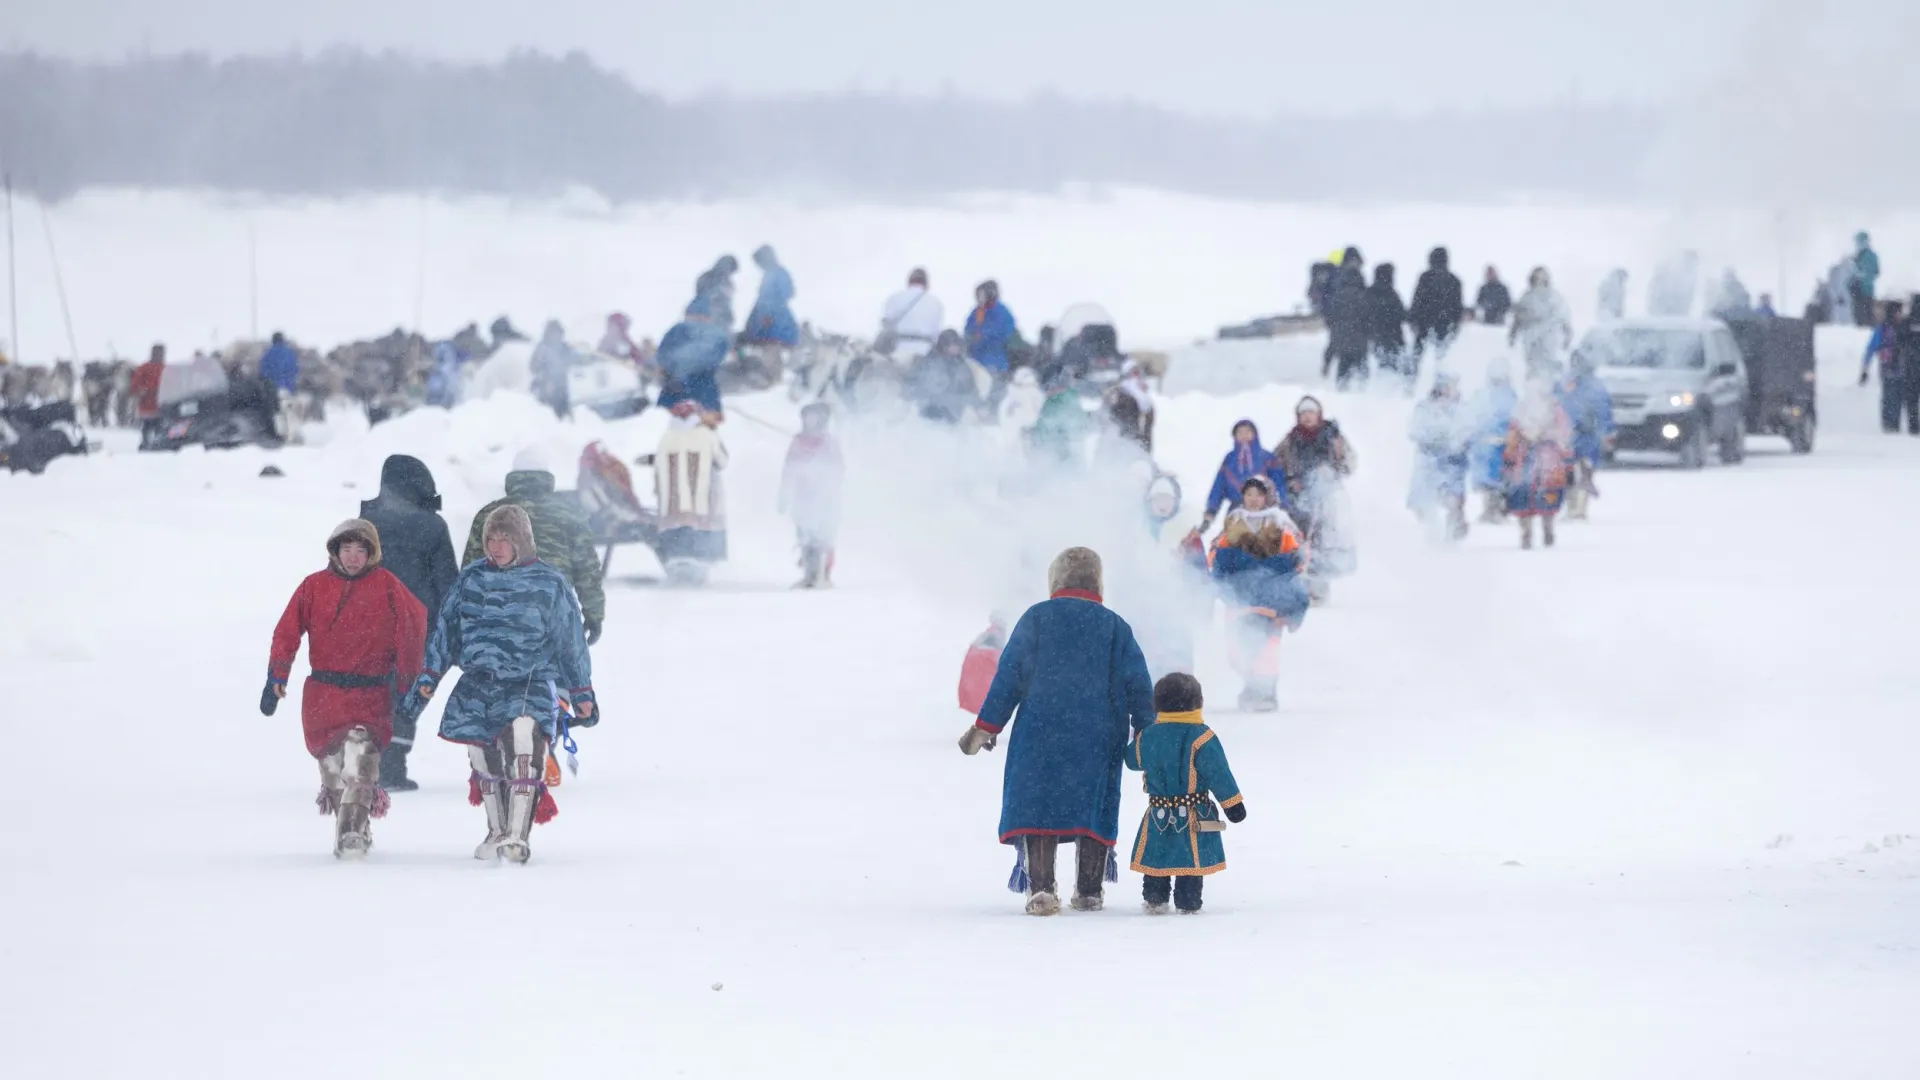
[1466,358,1518,523]
[959,546,1156,917]
[743,245,800,347]
[258,332,300,394]
[1555,354,1614,520]
[406,504,597,864]
[656,299,729,416]
[1407,373,1472,539]
[1198,419,1288,535]
[964,280,1018,375]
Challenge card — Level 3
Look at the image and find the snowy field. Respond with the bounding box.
[6,193,1920,1078]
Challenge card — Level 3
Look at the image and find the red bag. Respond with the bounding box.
[957,625,1005,714]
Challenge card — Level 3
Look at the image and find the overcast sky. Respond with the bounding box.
[6,0,1776,117]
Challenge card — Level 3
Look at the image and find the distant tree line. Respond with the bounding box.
[0,50,1662,203]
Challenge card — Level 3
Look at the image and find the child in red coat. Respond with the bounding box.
[264,519,427,857]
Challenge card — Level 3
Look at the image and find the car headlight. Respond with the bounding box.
[1661,423,1682,440]
[1668,392,1694,408]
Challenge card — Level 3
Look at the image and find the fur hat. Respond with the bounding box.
[482,504,537,562]
[327,518,382,569]
[1047,546,1103,597]
[1153,673,1204,714]
[511,447,550,474]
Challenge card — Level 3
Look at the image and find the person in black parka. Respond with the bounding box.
[1325,248,1371,389]
[357,453,461,791]
[1365,263,1409,387]
[1408,246,1465,378]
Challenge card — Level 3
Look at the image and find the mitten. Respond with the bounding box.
[584,618,603,646]
[259,679,283,717]
[959,725,998,756]
[571,690,600,728]
[1224,802,1247,824]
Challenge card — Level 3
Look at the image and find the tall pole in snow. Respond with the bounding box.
[249,221,259,340]
[39,200,80,363]
[4,172,16,364]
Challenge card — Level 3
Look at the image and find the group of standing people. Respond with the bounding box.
[1317,246,1467,392]
[1863,296,1920,435]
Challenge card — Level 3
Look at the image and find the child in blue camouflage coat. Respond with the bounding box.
[1125,673,1246,914]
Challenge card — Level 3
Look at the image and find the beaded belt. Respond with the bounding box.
[1148,792,1214,809]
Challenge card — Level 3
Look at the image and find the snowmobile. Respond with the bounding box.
[1724,314,1817,453]
[0,400,87,475]
[568,352,650,420]
[140,360,282,452]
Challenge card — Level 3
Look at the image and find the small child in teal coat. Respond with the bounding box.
[1124,673,1246,914]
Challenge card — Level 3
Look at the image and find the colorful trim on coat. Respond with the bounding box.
[1049,588,1103,604]
[1219,793,1244,810]
[1155,710,1204,725]
[999,826,1116,848]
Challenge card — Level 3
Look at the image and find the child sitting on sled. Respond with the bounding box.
[1125,673,1246,914]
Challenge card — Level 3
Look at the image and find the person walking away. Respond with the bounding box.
[1597,269,1627,320]
[1556,356,1615,520]
[529,321,574,420]
[1510,267,1573,379]
[654,401,731,579]
[964,280,1018,393]
[1861,300,1910,433]
[1366,262,1410,390]
[693,255,739,332]
[780,402,844,588]
[406,506,597,864]
[1324,248,1370,389]
[1708,269,1753,318]
[1125,673,1247,914]
[464,448,606,644]
[906,329,978,423]
[1852,232,1880,328]
[656,299,729,420]
[1197,419,1287,537]
[1406,373,1472,540]
[1273,396,1357,603]
[263,520,427,857]
[878,267,945,363]
[1408,246,1465,377]
[1900,298,1920,434]
[1476,267,1512,325]
[1503,381,1573,549]
[258,331,302,444]
[959,547,1156,916]
[1210,476,1309,711]
[358,455,460,791]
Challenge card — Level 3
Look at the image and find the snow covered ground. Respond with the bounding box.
[6,304,1919,1077]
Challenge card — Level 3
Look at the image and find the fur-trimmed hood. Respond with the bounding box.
[1047,546,1103,597]
[326,518,382,573]
[482,504,537,563]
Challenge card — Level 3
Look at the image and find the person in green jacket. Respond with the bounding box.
[463,448,607,643]
[1028,373,1090,468]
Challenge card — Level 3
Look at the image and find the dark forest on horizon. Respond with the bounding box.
[0,49,1662,203]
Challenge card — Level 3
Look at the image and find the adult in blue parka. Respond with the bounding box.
[258,332,300,394]
[960,546,1156,917]
[1466,357,1518,523]
[743,245,800,347]
[964,279,1018,375]
[1555,353,1614,520]
[656,298,730,415]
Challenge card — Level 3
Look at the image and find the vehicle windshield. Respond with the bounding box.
[1576,329,1706,371]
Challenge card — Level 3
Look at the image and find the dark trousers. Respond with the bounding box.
[1882,375,1920,433]
[1333,347,1368,390]
[1024,835,1106,898]
[1852,283,1876,327]
[1143,874,1204,912]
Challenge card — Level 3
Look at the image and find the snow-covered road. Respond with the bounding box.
[5,326,1918,1078]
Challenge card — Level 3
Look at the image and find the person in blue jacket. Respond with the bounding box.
[958,546,1155,917]
[1466,358,1519,523]
[1198,419,1287,535]
[743,245,799,347]
[964,279,1018,376]
[1210,475,1309,712]
[258,331,299,393]
[1852,231,1880,328]
[1555,353,1615,520]
[406,504,597,865]
[656,299,729,417]
[1125,673,1246,915]
[1407,372,1472,539]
